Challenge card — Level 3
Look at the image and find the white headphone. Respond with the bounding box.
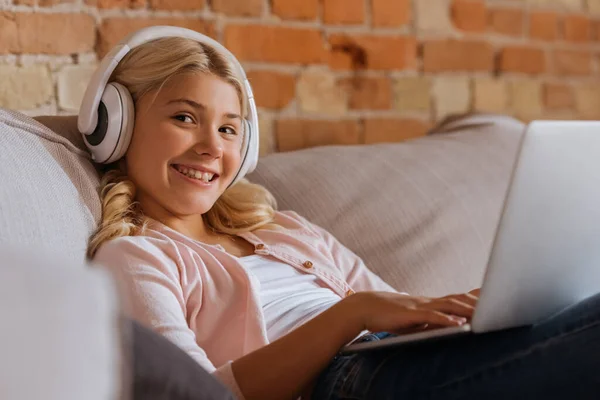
[78,26,259,186]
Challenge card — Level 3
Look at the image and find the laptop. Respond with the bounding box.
[343,120,600,354]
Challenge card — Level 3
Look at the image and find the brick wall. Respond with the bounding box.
[1,0,600,154]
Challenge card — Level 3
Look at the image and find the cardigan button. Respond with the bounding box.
[345,289,355,297]
[302,260,314,269]
[255,244,266,250]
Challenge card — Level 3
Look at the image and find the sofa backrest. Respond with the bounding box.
[248,114,526,296]
[0,108,100,263]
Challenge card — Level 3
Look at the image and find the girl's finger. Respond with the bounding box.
[448,293,478,307]
[420,298,475,318]
[394,323,430,335]
[403,309,467,328]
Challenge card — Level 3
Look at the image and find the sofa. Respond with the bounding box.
[0,108,525,398]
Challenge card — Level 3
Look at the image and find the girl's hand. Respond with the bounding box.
[345,289,480,335]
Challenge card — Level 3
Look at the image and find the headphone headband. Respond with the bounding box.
[78,26,254,135]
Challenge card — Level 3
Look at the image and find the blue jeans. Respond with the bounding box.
[311,292,600,399]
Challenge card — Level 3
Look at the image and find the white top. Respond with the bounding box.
[240,254,343,342]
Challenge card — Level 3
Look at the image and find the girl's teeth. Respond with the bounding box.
[175,165,214,183]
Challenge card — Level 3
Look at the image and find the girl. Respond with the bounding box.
[91,30,600,400]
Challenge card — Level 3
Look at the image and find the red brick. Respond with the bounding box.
[371,0,410,27]
[149,0,204,10]
[552,50,592,76]
[422,39,494,72]
[38,0,76,5]
[17,0,76,4]
[323,0,365,24]
[88,0,145,8]
[98,18,214,57]
[543,83,574,110]
[211,0,262,16]
[328,34,416,70]
[451,0,486,33]
[275,119,361,152]
[0,13,95,54]
[364,118,431,144]
[529,12,558,41]
[225,25,325,64]
[339,77,392,110]
[95,0,124,7]
[499,46,546,75]
[20,13,95,54]
[488,7,524,36]
[246,71,296,109]
[271,0,318,20]
[592,20,600,41]
[562,15,591,42]
[0,13,19,53]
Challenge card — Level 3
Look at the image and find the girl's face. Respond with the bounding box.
[125,72,244,220]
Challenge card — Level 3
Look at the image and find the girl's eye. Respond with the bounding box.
[219,126,238,135]
[173,114,194,123]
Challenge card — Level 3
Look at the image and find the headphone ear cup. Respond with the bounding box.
[84,99,110,151]
[107,82,135,163]
[243,119,252,156]
[238,120,252,168]
[244,118,258,172]
[83,82,134,164]
[229,119,257,188]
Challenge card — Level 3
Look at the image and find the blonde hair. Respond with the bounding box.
[87,37,277,258]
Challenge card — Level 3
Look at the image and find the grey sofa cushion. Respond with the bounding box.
[0,109,100,263]
[248,114,526,297]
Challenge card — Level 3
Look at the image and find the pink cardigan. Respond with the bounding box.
[93,210,397,398]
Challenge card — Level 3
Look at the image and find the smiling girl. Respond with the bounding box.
[90,27,600,400]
